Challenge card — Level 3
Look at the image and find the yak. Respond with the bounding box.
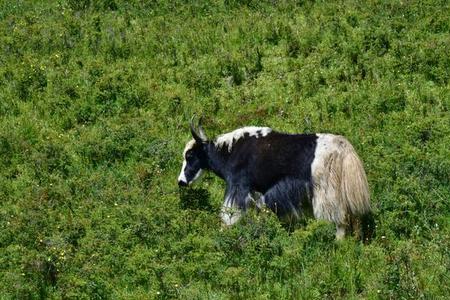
[178,118,373,240]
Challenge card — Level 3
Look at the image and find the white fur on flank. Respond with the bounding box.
[311,134,370,239]
[178,139,196,184]
[215,127,272,152]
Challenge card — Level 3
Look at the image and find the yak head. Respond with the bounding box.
[178,117,209,186]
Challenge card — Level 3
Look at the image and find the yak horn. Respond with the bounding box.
[190,115,207,142]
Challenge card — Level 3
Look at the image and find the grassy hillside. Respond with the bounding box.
[0,0,449,298]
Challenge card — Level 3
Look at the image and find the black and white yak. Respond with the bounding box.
[178,119,373,240]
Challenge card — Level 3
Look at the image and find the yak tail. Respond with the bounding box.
[340,141,374,241]
[341,144,371,216]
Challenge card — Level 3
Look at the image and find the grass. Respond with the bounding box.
[0,0,449,299]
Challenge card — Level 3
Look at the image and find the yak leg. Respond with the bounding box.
[336,224,346,240]
[220,184,250,226]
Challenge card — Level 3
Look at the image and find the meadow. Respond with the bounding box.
[0,0,449,299]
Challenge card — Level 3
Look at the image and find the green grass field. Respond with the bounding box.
[0,0,449,298]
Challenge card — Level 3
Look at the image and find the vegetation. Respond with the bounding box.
[0,0,449,298]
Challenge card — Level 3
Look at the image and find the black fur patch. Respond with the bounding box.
[204,131,318,218]
[263,178,313,218]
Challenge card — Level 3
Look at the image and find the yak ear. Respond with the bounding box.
[190,115,208,143]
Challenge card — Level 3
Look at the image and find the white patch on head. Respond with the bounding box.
[178,160,188,183]
[183,139,196,156]
[214,126,272,152]
[178,139,196,184]
[220,195,241,226]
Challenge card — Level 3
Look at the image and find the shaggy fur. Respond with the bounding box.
[178,125,373,240]
[311,134,371,239]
